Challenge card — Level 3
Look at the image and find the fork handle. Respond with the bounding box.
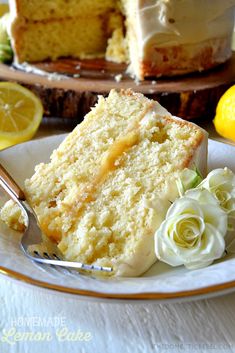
[0,163,26,201]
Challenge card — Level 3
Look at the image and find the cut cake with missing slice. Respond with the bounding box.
[1,89,208,276]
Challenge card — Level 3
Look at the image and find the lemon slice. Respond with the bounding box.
[0,82,43,150]
[213,85,235,142]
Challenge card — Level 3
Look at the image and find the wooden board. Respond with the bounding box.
[0,53,235,122]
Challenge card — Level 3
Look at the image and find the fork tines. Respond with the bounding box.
[31,251,113,273]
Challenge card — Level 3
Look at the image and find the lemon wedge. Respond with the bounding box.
[0,82,43,150]
[213,85,235,142]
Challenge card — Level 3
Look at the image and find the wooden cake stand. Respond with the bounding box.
[0,53,234,122]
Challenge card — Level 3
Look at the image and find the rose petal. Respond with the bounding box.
[166,197,204,219]
[199,204,227,237]
[155,222,184,266]
[199,168,235,201]
[183,224,225,269]
[186,188,219,206]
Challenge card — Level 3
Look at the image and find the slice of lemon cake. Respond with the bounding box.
[1,89,208,276]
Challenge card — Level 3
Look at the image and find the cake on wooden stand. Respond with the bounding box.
[0,54,234,122]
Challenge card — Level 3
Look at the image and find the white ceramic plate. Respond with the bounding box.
[0,135,235,303]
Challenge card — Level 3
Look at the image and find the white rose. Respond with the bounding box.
[176,168,202,197]
[198,167,235,215]
[155,189,227,269]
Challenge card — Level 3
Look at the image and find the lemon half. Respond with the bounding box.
[0,82,43,150]
[213,85,235,142]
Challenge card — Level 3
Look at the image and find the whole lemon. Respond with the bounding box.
[213,85,235,142]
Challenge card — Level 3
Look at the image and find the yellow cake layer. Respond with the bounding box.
[10,0,118,21]
[105,27,128,63]
[11,13,123,62]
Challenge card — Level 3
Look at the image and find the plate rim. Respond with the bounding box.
[1,265,235,301]
[1,135,235,302]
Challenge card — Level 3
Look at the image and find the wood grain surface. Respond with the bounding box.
[0,53,234,122]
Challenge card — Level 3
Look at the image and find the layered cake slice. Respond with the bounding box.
[1,90,208,276]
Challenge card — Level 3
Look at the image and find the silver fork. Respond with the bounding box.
[0,163,112,273]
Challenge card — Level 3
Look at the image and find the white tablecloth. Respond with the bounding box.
[0,277,235,353]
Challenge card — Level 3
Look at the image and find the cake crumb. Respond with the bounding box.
[14,62,68,81]
[114,74,123,82]
[134,78,140,86]
[47,72,63,81]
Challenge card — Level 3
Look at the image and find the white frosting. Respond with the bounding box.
[112,108,208,277]
[124,0,235,54]
[123,0,235,78]
[8,0,17,18]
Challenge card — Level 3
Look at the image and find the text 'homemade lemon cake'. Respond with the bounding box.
[1,89,208,276]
